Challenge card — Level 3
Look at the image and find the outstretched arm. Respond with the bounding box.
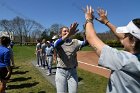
[84,6,105,56]
[96,8,124,42]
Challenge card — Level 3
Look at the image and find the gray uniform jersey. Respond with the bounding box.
[36,43,41,54]
[41,43,46,54]
[99,45,140,93]
[45,46,54,56]
[55,39,83,68]
[36,43,41,51]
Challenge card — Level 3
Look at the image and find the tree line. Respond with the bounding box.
[0,16,121,47]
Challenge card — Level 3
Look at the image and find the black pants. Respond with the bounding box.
[0,67,8,80]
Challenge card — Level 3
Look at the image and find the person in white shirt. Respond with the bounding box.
[84,6,140,93]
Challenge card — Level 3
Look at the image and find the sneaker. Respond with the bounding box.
[39,65,41,67]
[46,73,51,76]
[41,67,45,69]
[36,64,39,67]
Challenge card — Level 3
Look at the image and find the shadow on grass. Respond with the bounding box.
[7,82,39,89]
[12,66,20,69]
[78,77,83,82]
[28,91,46,93]
[12,70,29,75]
[38,91,46,93]
[9,77,32,82]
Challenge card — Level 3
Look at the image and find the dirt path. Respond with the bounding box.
[77,51,111,78]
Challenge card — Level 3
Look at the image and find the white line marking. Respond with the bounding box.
[78,61,110,71]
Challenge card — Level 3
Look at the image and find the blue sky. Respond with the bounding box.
[0,0,139,33]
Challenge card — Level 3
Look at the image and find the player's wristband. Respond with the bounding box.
[104,20,109,25]
[86,19,93,24]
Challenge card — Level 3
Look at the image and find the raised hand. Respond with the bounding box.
[61,22,79,40]
[95,8,109,24]
[68,22,79,37]
[84,6,94,20]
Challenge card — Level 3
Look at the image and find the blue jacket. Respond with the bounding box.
[0,45,10,67]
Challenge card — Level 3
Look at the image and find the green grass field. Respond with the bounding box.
[6,46,108,93]
[81,45,95,51]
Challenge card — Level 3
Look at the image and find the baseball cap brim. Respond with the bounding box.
[116,26,129,33]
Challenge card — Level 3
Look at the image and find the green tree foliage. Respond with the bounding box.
[97,30,117,41]
[0,16,44,45]
[41,23,63,41]
[72,32,85,40]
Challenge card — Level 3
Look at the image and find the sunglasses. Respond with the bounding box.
[123,33,130,39]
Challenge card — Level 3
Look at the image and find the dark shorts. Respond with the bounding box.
[0,67,8,80]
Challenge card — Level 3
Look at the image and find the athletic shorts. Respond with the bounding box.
[0,67,8,80]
